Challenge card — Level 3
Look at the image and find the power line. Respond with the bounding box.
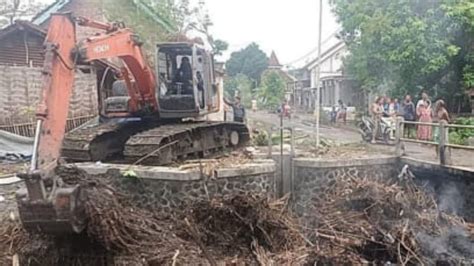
[282,28,341,66]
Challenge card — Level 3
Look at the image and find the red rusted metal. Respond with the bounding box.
[36,13,77,169]
[75,16,120,32]
[76,28,158,112]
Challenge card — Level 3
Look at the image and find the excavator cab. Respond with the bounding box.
[156,43,219,119]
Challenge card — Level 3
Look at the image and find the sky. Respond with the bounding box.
[201,0,340,67]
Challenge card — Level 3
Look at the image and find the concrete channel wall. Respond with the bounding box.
[291,156,399,215]
[267,153,474,222]
[77,160,276,213]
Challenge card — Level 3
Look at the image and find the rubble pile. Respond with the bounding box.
[1,166,308,265]
[301,173,474,264]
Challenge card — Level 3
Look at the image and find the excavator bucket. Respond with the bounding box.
[16,172,86,234]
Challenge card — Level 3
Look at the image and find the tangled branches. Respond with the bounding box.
[302,173,473,264]
[1,166,309,265]
[2,165,473,265]
[182,194,309,264]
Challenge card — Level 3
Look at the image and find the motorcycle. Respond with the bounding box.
[358,116,391,143]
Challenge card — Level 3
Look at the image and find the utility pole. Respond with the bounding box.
[314,0,323,147]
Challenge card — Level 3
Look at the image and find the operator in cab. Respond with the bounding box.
[175,57,193,93]
[225,96,246,123]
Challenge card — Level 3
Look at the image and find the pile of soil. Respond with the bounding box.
[301,172,474,264]
[1,166,308,265]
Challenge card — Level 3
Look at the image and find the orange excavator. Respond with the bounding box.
[16,13,248,234]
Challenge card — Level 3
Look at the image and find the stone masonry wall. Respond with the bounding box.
[111,172,274,213]
[77,161,276,213]
[292,157,398,217]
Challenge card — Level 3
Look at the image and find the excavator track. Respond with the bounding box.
[61,120,152,162]
[62,121,249,165]
[123,122,250,165]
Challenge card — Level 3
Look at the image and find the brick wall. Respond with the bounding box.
[0,66,98,124]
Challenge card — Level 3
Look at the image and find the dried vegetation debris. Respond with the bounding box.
[174,150,255,176]
[1,166,473,265]
[1,166,307,265]
[302,173,474,264]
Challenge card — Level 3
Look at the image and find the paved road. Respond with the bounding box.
[248,110,474,170]
[248,111,362,144]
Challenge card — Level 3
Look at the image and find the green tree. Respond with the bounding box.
[103,0,175,58]
[0,0,45,28]
[103,0,227,64]
[445,1,474,89]
[259,71,285,108]
[330,0,474,111]
[224,74,253,107]
[213,39,228,56]
[225,43,268,82]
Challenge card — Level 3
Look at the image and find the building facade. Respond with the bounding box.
[292,38,362,112]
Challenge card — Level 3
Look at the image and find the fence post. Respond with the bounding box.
[439,120,447,165]
[290,126,295,199]
[395,117,404,156]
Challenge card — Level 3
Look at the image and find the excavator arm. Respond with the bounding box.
[16,13,158,234]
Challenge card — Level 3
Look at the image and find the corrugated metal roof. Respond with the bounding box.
[0,21,46,67]
[0,20,46,39]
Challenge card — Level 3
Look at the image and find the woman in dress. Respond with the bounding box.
[416,100,432,140]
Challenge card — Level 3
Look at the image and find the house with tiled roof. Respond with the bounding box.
[261,51,297,102]
[292,37,362,113]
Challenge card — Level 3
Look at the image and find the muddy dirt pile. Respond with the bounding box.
[1,166,308,265]
[301,172,474,264]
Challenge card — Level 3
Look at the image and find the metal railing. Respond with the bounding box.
[395,117,474,165]
[0,115,95,137]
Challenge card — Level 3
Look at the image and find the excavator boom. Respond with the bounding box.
[16,13,160,234]
[16,13,249,234]
[16,13,85,234]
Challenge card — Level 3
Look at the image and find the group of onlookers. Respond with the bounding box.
[370,91,451,144]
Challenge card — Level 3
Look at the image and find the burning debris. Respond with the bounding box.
[301,172,474,264]
[1,165,473,265]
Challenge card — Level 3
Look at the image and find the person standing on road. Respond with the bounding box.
[283,101,291,120]
[337,99,347,124]
[402,94,416,138]
[371,96,384,143]
[224,96,246,123]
